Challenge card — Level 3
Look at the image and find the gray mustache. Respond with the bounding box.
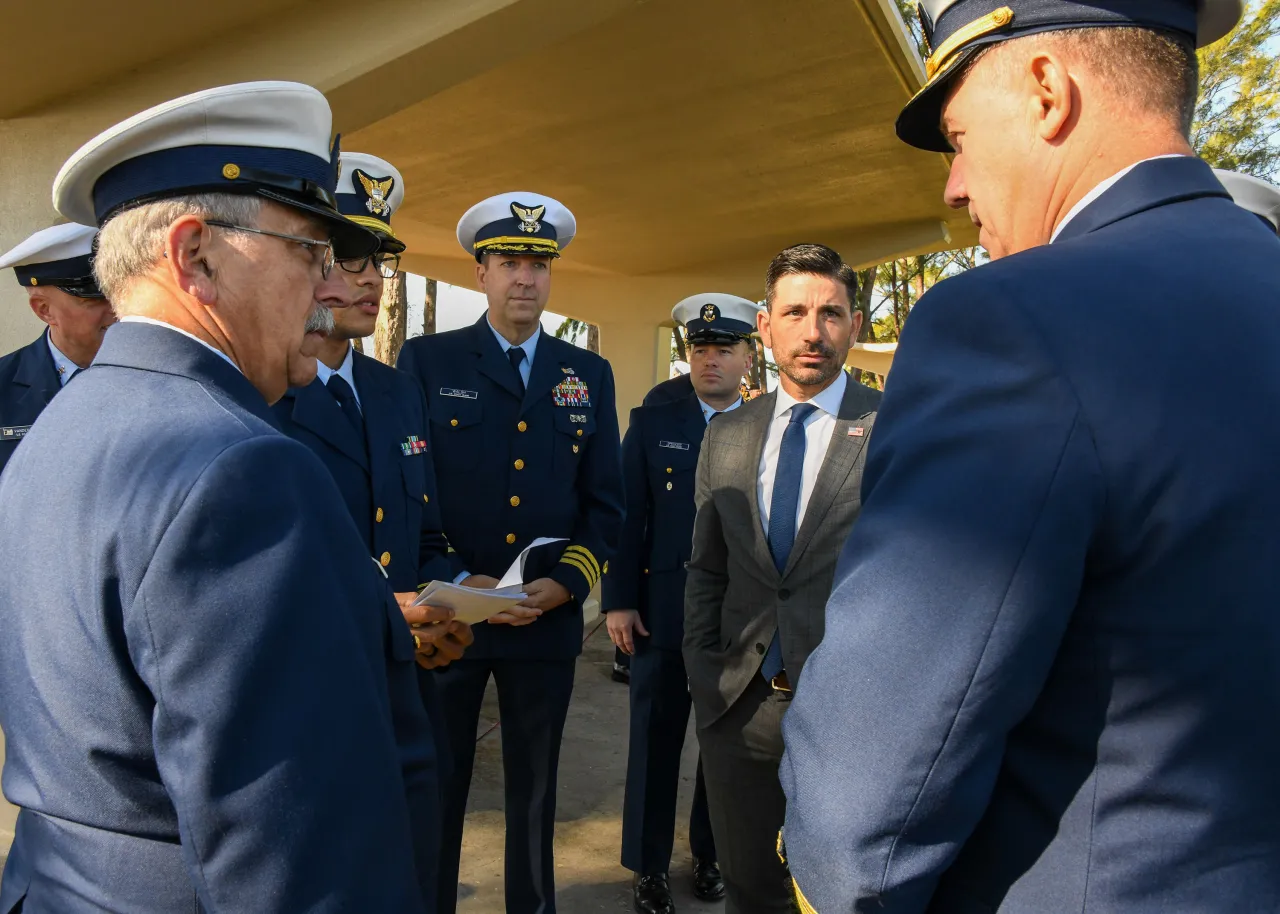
[304,304,335,335]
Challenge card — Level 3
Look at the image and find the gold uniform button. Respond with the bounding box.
[450,418,459,427]
[510,496,521,507]
[666,482,673,491]
[576,429,583,437]
[666,467,672,474]
[514,459,525,470]
[506,533,517,545]
[380,552,391,567]
[375,507,384,523]
[423,494,429,504]
[518,421,528,432]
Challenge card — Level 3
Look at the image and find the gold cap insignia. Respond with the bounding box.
[511,202,546,234]
[701,303,720,323]
[355,169,395,218]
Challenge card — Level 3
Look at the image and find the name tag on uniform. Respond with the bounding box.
[439,388,478,400]
[569,413,588,423]
[659,440,690,451]
[0,426,30,441]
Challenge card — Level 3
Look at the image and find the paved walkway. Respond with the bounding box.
[0,616,719,913]
[456,615,719,912]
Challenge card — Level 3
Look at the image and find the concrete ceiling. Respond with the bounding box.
[347,0,976,323]
[0,0,972,336]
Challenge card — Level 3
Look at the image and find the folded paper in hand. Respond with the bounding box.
[412,537,567,624]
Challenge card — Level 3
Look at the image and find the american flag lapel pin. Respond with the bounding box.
[849,426,865,437]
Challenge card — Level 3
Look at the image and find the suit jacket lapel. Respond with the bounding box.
[521,334,566,416]
[353,352,393,486]
[289,377,370,471]
[1055,156,1230,244]
[784,379,874,578]
[14,331,61,414]
[744,392,780,580]
[470,315,524,402]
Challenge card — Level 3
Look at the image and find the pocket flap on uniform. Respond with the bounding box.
[553,409,596,437]
[429,395,483,429]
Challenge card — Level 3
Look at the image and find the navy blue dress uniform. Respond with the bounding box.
[642,372,693,407]
[0,224,103,476]
[397,192,625,914]
[781,2,1280,911]
[605,294,764,907]
[1215,168,1280,234]
[0,82,428,913]
[271,151,451,909]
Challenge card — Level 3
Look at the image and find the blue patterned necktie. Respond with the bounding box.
[761,402,817,682]
[507,346,526,394]
[327,374,365,439]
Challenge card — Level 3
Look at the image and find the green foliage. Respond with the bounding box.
[1192,0,1280,178]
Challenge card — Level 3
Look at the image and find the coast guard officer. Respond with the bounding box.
[604,294,761,913]
[1215,169,1280,234]
[398,191,625,914]
[0,82,428,912]
[780,0,1280,911]
[0,223,114,475]
[272,151,474,909]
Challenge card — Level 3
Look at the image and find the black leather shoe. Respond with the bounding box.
[692,858,725,901]
[633,873,675,914]
[612,661,631,684]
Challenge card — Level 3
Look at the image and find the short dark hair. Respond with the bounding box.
[764,243,858,311]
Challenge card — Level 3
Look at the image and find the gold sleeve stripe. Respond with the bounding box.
[792,879,819,914]
[564,545,601,578]
[559,554,597,587]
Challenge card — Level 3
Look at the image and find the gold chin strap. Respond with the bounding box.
[925,6,1014,81]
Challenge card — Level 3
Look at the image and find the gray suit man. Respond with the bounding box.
[684,244,881,913]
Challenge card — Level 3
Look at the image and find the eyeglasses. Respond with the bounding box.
[205,221,336,279]
[339,252,401,279]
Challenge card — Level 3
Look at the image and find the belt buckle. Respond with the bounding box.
[770,672,792,695]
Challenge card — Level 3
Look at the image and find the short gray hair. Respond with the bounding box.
[93,193,262,303]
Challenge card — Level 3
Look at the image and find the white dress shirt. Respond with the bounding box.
[119,316,241,374]
[488,317,540,387]
[46,334,79,386]
[1051,154,1189,242]
[758,370,847,535]
[313,343,361,411]
[698,395,742,424]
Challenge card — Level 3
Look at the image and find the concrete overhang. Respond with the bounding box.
[0,0,973,348]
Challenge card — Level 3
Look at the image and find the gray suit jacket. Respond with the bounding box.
[683,376,881,727]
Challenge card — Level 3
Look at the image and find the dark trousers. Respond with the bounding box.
[696,675,792,914]
[433,657,577,914]
[621,643,716,875]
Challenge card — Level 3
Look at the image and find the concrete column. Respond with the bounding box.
[0,116,84,352]
[596,319,671,432]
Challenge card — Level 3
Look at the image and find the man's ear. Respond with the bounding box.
[27,289,54,327]
[757,308,773,350]
[475,256,488,293]
[1027,50,1075,143]
[165,215,218,306]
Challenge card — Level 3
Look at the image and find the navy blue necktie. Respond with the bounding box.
[327,374,365,439]
[507,346,526,394]
[761,402,817,682]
